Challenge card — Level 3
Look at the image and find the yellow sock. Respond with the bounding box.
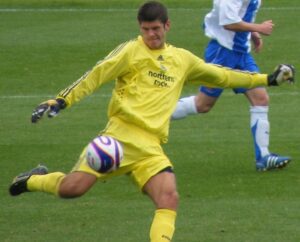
[150,209,177,242]
[27,172,65,196]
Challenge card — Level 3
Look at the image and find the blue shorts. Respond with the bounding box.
[200,40,260,97]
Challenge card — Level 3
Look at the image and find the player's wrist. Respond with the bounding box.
[55,98,67,109]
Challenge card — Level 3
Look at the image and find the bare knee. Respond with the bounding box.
[254,95,269,106]
[246,88,269,106]
[157,190,179,210]
[58,172,97,199]
[144,172,179,210]
[249,94,269,106]
[196,102,213,113]
[195,93,217,113]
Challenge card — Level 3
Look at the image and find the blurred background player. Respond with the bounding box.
[172,0,291,171]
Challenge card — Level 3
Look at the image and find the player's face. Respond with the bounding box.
[139,20,170,50]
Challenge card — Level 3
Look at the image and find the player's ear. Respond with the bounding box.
[164,20,171,31]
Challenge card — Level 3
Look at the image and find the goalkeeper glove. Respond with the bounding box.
[31,98,66,123]
[268,64,295,86]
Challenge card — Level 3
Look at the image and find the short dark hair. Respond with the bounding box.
[137,1,168,24]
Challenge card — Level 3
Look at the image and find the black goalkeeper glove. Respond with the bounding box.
[31,98,66,123]
[268,64,295,86]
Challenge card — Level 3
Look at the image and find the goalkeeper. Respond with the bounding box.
[9,1,295,242]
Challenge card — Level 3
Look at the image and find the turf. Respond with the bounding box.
[1,1,300,241]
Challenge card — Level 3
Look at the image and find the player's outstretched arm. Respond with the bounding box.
[31,98,67,123]
[268,64,295,86]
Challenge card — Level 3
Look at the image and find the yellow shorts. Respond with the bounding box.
[72,118,173,190]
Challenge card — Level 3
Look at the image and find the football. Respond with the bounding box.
[86,135,123,173]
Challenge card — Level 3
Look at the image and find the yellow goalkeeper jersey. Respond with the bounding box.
[57,35,267,143]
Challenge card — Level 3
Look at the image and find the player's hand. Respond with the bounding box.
[31,98,66,123]
[267,64,295,86]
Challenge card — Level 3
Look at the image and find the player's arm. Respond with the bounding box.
[223,20,274,36]
[219,1,273,36]
[31,41,132,123]
[187,57,295,89]
[224,21,272,53]
[250,31,263,53]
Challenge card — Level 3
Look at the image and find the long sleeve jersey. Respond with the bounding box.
[57,35,267,143]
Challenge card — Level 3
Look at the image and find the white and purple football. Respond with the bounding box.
[86,135,123,173]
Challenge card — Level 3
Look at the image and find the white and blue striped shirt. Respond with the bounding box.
[204,0,261,53]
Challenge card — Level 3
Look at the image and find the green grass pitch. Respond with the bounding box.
[1,1,300,241]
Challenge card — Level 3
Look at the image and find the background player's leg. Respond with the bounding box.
[246,87,270,160]
[245,87,291,170]
[171,88,221,120]
[171,95,197,120]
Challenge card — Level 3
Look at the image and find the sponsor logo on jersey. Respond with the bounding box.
[148,70,175,88]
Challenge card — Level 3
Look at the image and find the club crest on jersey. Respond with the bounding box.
[160,64,167,72]
[157,55,167,71]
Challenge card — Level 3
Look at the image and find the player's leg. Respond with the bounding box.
[132,160,177,242]
[171,88,221,120]
[9,143,100,197]
[242,53,291,170]
[245,87,291,170]
[194,40,231,114]
[9,166,97,198]
[57,172,97,198]
[195,87,221,113]
[171,95,197,119]
[171,40,229,120]
[143,169,178,242]
[127,141,177,241]
[245,87,270,159]
[28,170,97,198]
[105,119,178,241]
